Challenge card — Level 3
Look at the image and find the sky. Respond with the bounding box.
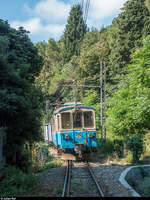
[0,0,128,43]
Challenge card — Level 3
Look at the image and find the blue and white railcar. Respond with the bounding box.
[47,103,98,156]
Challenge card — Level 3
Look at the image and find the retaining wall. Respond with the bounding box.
[0,128,6,169]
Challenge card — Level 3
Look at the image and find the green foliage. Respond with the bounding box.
[143,133,150,157]
[15,145,33,173]
[37,159,63,172]
[127,134,144,162]
[107,36,150,162]
[107,36,150,140]
[61,4,86,64]
[31,142,63,172]
[82,90,100,131]
[0,166,38,197]
[99,139,114,155]
[32,142,50,171]
[123,152,133,163]
[33,0,150,165]
[109,0,150,79]
[114,139,124,158]
[145,0,150,11]
[35,39,61,94]
[79,29,110,83]
[0,19,44,167]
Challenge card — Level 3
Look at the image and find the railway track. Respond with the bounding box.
[62,160,104,197]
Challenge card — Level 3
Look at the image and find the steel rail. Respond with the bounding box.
[62,160,72,197]
[87,162,104,197]
[62,160,69,197]
[67,160,72,196]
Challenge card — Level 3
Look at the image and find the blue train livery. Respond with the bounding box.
[44,103,98,156]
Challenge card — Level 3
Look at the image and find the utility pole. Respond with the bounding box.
[63,61,107,144]
[46,100,49,123]
[73,79,78,107]
[100,61,103,143]
[104,61,106,142]
[100,61,106,144]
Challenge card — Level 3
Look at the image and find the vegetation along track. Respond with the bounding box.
[62,160,104,197]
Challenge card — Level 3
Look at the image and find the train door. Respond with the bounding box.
[83,110,97,147]
[73,111,87,145]
[60,112,74,148]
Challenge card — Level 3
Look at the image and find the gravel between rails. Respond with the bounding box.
[35,161,133,197]
[70,161,100,197]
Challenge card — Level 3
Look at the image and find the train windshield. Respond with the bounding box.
[61,112,72,129]
[84,111,94,128]
[61,110,94,129]
[73,111,82,128]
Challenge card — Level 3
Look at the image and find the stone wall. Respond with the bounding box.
[0,128,6,169]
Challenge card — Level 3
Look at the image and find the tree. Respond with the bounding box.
[109,0,150,77]
[107,36,150,161]
[145,0,150,11]
[35,38,61,94]
[107,36,150,140]
[61,4,86,64]
[0,19,43,166]
[79,29,110,82]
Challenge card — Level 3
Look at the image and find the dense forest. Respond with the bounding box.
[0,0,150,169]
[35,0,150,162]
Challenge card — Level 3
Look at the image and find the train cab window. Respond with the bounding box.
[73,111,82,128]
[61,112,72,129]
[84,111,94,128]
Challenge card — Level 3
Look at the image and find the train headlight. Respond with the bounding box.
[65,134,69,140]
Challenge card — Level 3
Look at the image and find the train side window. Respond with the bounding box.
[61,112,72,129]
[84,111,94,128]
[73,111,82,128]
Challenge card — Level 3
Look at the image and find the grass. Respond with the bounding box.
[72,179,89,193]
[56,184,63,194]
[94,130,150,165]
[0,165,40,197]
[37,158,63,172]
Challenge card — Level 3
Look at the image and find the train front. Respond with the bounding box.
[55,105,98,157]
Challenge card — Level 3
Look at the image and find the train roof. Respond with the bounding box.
[54,105,95,114]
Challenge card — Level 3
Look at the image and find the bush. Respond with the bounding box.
[127,134,144,163]
[32,142,51,172]
[0,166,38,197]
[106,37,150,162]
[100,139,114,155]
[114,139,124,158]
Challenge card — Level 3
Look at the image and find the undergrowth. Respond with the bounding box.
[37,158,63,172]
[0,166,39,197]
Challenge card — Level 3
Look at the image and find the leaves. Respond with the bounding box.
[107,36,150,141]
[61,4,86,64]
[0,20,44,164]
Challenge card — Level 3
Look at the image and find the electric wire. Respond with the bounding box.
[84,0,90,24]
